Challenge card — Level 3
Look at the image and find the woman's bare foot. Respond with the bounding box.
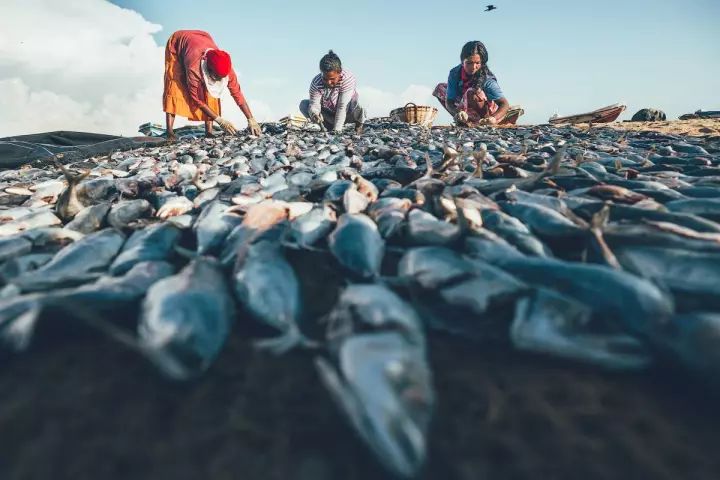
[166,132,177,143]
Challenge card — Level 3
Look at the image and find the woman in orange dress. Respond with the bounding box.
[163,30,262,140]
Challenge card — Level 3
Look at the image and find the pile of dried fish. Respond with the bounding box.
[1,120,720,478]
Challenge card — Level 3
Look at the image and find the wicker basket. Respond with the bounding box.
[390,103,438,127]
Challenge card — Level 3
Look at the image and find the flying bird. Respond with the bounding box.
[485,5,497,11]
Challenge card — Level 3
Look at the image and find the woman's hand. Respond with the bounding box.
[247,117,262,136]
[215,116,238,135]
[455,111,469,124]
[487,116,499,125]
[309,112,323,124]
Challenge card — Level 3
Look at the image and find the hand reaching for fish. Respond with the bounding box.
[309,112,323,124]
[247,117,262,136]
[215,116,237,135]
[454,111,469,125]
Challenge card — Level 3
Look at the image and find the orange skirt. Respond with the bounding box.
[162,34,220,121]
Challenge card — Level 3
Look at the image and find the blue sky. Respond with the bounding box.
[112,0,720,125]
[1,1,718,136]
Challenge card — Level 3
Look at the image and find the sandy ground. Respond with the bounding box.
[554,119,720,137]
[429,119,720,139]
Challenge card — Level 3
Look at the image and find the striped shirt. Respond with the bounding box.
[308,69,358,130]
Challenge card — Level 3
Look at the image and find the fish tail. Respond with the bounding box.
[472,148,487,178]
[50,299,146,353]
[587,204,620,269]
[174,244,199,260]
[253,325,319,354]
[301,244,329,253]
[452,197,471,238]
[423,153,433,178]
[54,159,89,185]
[548,148,565,175]
[0,300,43,352]
[590,203,611,232]
[50,299,195,379]
[377,275,411,289]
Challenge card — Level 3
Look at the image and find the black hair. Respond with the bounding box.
[320,50,342,73]
[460,40,495,87]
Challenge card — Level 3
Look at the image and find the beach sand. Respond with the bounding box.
[541,118,720,138]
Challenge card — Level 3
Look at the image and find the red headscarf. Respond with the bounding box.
[206,49,232,78]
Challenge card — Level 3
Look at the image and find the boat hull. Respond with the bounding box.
[548,104,626,125]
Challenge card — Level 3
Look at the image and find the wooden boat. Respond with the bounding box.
[138,122,165,137]
[548,103,626,125]
[679,110,720,120]
[500,106,524,125]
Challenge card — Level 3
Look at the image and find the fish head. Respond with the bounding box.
[315,332,433,479]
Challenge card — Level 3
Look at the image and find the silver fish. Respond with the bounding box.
[138,258,235,380]
[511,288,652,369]
[285,204,336,249]
[110,223,181,276]
[194,201,243,255]
[107,199,153,230]
[9,228,126,293]
[65,203,111,233]
[0,261,175,353]
[232,224,308,353]
[0,210,61,237]
[316,331,433,479]
[328,213,385,279]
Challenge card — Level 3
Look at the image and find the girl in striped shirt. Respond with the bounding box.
[300,51,366,133]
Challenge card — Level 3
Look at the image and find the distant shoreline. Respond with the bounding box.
[437,118,720,137]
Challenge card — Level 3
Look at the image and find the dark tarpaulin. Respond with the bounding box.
[0,131,166,169]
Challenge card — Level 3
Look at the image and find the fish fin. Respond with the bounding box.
[282,240,301,250]
[587,204,620,269]
[423,153,433,178]
[530,145,564,188]
[54,159,89,185]
[378,275,412,289]
[51,299,143,352]
[472,148,486,178]
[0,300,43,352]
[0,284,21,299]
[452,197,470,238]
[315,356,364,422]
[47,299,196,379]
[511,303,652,370]
[253,326,319,355]
[548,147,564,175]
[284,242,327,253]
[590,203,611,231]
[280,228,328,253]
[174,244,198,259]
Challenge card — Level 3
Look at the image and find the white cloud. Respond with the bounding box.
[0,0,165,137]
[0,1,452,137]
